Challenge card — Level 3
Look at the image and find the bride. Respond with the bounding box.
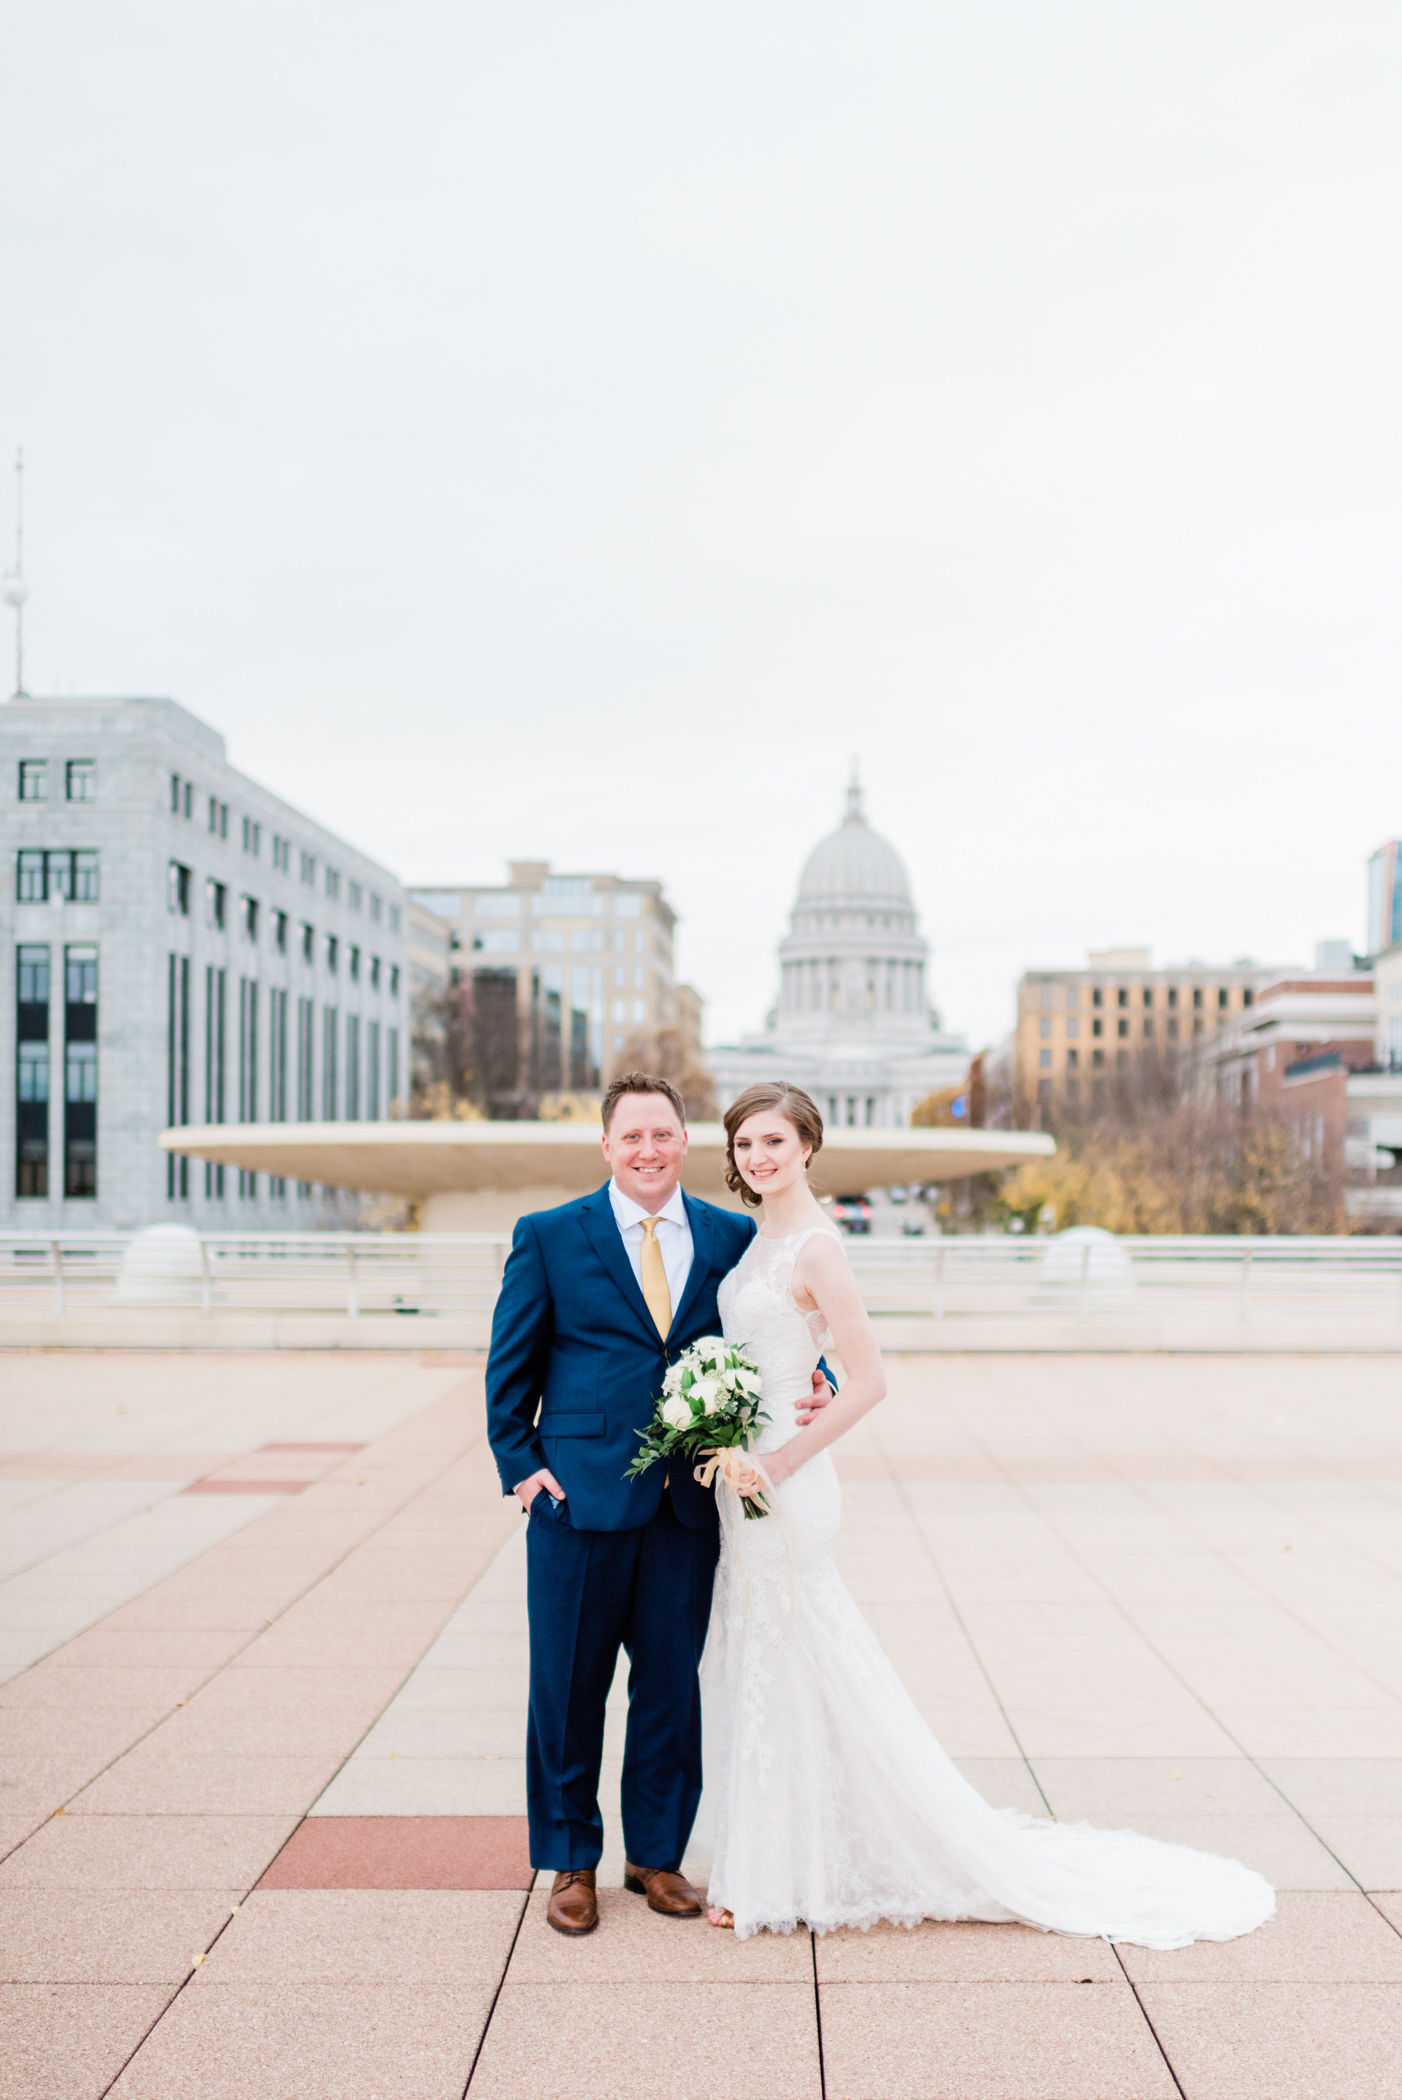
[696,1080,1275,1950]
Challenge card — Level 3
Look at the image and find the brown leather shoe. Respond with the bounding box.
[546,1868,598,1935]
[623,1863,704,1917]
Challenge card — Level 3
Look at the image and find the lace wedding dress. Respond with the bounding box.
[696,1226,1275,1948]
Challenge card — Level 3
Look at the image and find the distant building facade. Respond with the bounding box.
[1015,947,1279,1121]
[409,863,699,1118]
[708,779,968,1129]
[2,695,408,1232]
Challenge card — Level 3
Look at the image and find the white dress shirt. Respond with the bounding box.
[607,1177,694,1321]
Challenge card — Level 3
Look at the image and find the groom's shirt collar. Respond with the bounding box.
[607,1178,688,1232]
[607,1177,694,1314]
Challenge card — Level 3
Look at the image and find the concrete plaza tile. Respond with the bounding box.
[195,1888,522,1985]
[224,1624,434,1669]
[0,1751,124,1819]
[471,1981,822,2099]
[816,1918,1122,1982]
[148,1702,375,1760]
[951,1758,1050,1817]
[71,1750,345,1818]
[1222,1708,1402,1758]
[106,1981,493,2100]
[0,1889,241,1982]
[309,1755,528,1817]
[1118,1891,1402,1982]
[353,1705,525,1760]
[0,1814,300,1890]
[818,1980,1177,2099]
[1031,1758,1287,1821]
[259,1815,532,1889]
[0,1982,172,2100]
[1136,1982,1402,2099]
[0,1666,208,1710]
[182,1664,408,1712]
[1306,1817,1402,1889]
[1007,1707,1240,1758]
[506,1885,811,1980]
[1259,1758,1402,1816]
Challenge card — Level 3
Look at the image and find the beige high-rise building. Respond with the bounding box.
[410,862,699,1117]
[1014,947,1280,1123]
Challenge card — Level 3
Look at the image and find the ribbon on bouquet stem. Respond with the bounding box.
[693,1444,772,1516]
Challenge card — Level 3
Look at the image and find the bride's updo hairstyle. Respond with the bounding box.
[722,1083,825,1209]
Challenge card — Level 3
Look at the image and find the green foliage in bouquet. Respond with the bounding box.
[625,1336,770,1519]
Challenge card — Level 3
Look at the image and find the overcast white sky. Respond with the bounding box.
[4,3,1400,1049]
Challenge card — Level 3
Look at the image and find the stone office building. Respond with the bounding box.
[2,693,409,1232]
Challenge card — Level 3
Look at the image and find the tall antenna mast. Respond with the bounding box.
[2,449,28,699]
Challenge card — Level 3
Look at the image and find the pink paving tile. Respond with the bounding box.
[259,1814,533,1890]
[180,1664,408,1713]
[227,1625,439,1668]
[818,1980,1178,2100]
[194,1887,523,1985]
[0,1814,300,1890]
[0,1752,123,1820]
[179,1479,308,1496]
[150,1703,375,1760]
[105,1979,493,2100]
[50,1627,247,1672]
[0,1982,172,2100]
[258,1442,366,1453]
[471,1982,821,2100]
[1118,1891,1402,1982]
[0,1889,242,1982]
[1137,1981,1402,2098]
[1,1668,213,1710]
[0,1704,154,1765]
[70,1750,344,1818]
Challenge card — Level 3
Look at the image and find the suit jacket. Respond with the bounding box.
[485,1183,760,1533]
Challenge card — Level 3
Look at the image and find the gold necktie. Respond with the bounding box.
[639,1217,673,1340]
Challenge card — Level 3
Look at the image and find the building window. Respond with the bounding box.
[369,893,382,924]
[370,955,380,990]
[239,895,259,942]
[325,867,340,900]
[206,878,226,930]
[273,911,287,954]
[1193,987,1203,1009]
[65,760,95,801]
[167,860,191,916]
[1144,1017,1154,1038]
[613,998,625,1022]
[296,997,314,1120]
[17,848,99,903]
[1218,987,1229,1008]
[366,1019,381,1119]
[388,904,401,934]
[348,880,362,912]
[1066,1047,1079,1069]
[386,1025,399,1111]
[15,944,50,1197]
[1117,1018,1129,1038]
[1039,1018,1051,1038]
[300,851,316,885]
[242,816,261,856]
[633,999,647,1024]
[19,759,48,801]
[1092,988,1103,1008]
[238,976,259,1128]
[1117,987,1128,1008]
[1040,984,1052,1008]
[389,965,400,998]
[170,772,182,813]
[1066,1017,1079,1038]
[1168,986,1179,1008]
[325,934,338,973]
[615,893,641,918]
[1193,1016,1204,1035]
[349,946,360,982]
[204,965,226,1196]
[345,1015,360,1120]
[1092,1048,1105,1068]
[1039,1049,1051,1069]
[269,988,288,1121]
[64,946,98,1198]
[272,834,291,872]
[301,921,314,964]
[1142,987,1153,1007]
[322,1007,339,1118]
[1092,1017,1103,1038]
[1168,1016,1179,1040]
[166,954,191,1198]
[1243,987,1255,1008]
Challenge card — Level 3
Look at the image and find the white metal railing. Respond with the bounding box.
[3,1230,1402,1325]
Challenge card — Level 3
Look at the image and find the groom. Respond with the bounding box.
[486,1071,832,1935]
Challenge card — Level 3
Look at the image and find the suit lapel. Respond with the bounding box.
[577,1185,659,1344]
[671,1191,719,1340]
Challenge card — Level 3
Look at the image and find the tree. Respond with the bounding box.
[613,1024,717,1121]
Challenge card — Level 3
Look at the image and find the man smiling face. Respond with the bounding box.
[601,1090,689,1210]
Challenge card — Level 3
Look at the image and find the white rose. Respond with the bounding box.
[660,1396,693,1431]
[689,1377,720,1410]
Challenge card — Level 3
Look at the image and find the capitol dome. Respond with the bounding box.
[796,778,915,917]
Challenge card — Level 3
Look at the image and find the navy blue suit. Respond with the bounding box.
[486,1182,758,1871]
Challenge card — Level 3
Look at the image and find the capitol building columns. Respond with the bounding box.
[708,776,970,1132]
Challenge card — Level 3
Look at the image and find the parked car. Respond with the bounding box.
[900,1215,926,1236]
[831,1194,873,1235]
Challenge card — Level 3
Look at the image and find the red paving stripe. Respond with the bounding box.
[258,1441,367,1453]
[179,1479,310,1496]
[259,1816,533,1890]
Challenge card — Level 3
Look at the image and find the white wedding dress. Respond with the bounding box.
[696,1226,1275,1948]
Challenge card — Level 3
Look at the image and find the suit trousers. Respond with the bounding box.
[525,1488,719,1872]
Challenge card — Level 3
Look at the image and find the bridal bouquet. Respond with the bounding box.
[625,1337,771,1519]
